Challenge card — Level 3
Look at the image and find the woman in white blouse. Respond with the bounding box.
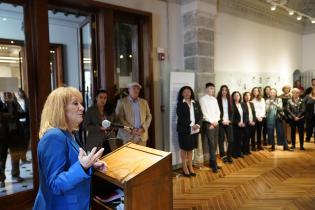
[251,87,265,150]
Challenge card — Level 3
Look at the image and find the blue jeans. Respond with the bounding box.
[267,119,288,147]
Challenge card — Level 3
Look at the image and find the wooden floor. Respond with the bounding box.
[173,141,315,210]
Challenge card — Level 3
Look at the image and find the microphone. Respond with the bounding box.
[101,120,133,130]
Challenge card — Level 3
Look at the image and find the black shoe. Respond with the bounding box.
[270,145,275,151]
[13,176,24,183]
[251,148,257,151]
[0,181,4,188]
[217,165,222,170]
[300,147,305,150]
[232,155,239,159]
[222,156,229,163]
[257,146,263,151]
[239,154,244,158]
[283,147,293,151]
[190,172,196,176]
[290,145,295,149]
[212,168,218,173]
[227,156,233,163]
[305,138,310,142]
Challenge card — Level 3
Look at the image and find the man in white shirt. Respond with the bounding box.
[199,83,221,173]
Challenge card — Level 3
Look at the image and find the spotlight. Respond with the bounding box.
[288,10,294,15]
[270,5,277,11]
[311,19,315,24]
[297,15,302,21]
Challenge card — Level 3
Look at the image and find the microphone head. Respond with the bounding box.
[102,120,111,129]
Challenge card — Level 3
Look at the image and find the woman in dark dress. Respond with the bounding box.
[231,91,248,158]
[83,89,116,155]
[176,86,203,177]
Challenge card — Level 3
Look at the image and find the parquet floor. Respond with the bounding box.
[173,141,315,210]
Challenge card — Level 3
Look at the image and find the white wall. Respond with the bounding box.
[215,13,302,92]
[302,33,315,72]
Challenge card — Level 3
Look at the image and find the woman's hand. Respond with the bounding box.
[192,124,200,131]
[93,160,107,173]
[78,147,104,170]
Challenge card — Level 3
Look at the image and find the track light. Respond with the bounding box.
[297,16,302,21]
[288,10,294,15]
[270,5,277,11]
[311,19,315,24]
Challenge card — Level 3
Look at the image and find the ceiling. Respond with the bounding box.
[286,0,315,17]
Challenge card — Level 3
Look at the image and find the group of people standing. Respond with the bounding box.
[83,82,152,154]
[176,79,315,176]
[0,89,30,188]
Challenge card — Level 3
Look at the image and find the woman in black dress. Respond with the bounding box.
[176,86,203,177]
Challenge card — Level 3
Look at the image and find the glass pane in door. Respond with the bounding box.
[81,22,93,109]
[0,2,33,196]
[115,22,139,91]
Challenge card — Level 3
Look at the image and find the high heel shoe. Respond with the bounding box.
[182,171,191,177]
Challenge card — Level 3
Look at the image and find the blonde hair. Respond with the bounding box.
[282,85,291,92]
[291,88,300,95]
[39,87,83,139]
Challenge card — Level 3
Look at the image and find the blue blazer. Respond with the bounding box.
[33,128,93,210]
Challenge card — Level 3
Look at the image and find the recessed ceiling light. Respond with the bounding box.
[288,11,294,15]
[297,16,302,21]
[270,5,277,11]
[2,17,7,21]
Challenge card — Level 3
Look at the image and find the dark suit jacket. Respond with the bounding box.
[232,102,249,126]
[304,96,315,120]
[176,100,203,134]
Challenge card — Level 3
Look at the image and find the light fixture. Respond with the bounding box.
[10,41,14,44]
[119,55,124,59]
[2,17,7,21]
[266,0,315,23]
[129,54,132,58]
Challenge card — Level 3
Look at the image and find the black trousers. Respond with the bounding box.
[290,119,304,147]
[218,124,233,157]
[233,125,246,156]
[247,124,256,151]
[262,118,268,145]
[305,118,315,141]
[255,121,263,148]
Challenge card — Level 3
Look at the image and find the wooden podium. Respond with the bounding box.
[91,142,173,210]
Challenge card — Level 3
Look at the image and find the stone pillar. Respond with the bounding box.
[181,0,217,166]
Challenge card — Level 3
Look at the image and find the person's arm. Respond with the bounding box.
[38,133,92,195]
[298,99,306,118]
[141,100,152,131]
[215,100,221,124]
[275,98,283,111]
[195,102,203,127]
[199,97,211,123]
[176,102,191,126]
[115,99,133,128]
